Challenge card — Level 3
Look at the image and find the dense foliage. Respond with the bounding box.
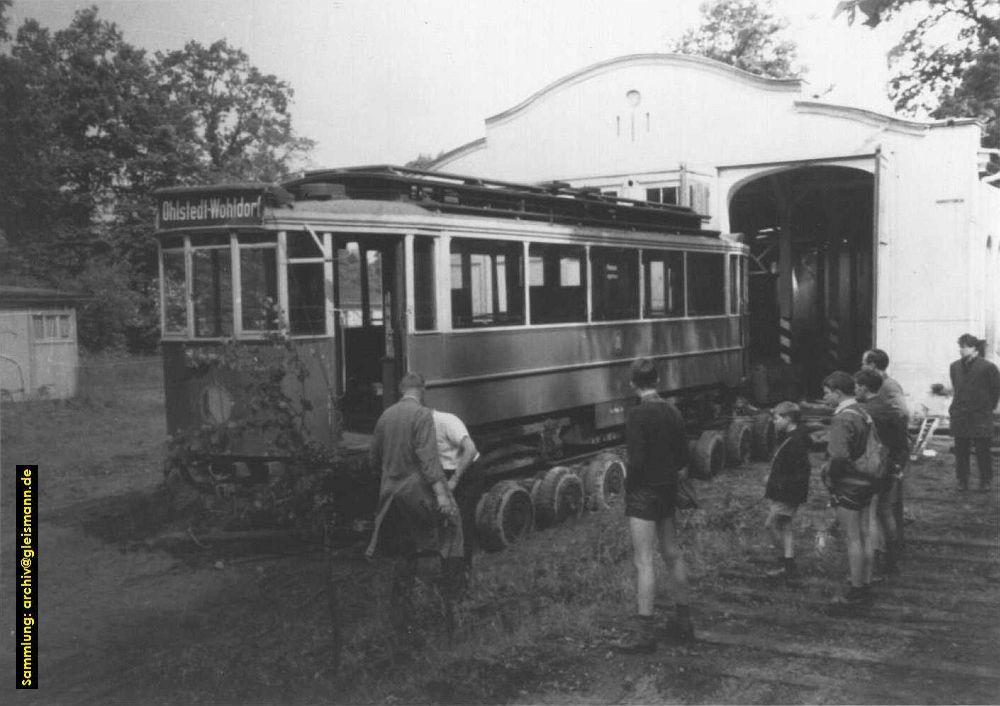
[0,4,315,351]
[836,0,999,151]
[672,0,802,79]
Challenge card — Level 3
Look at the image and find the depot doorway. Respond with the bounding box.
[728,165,875,399]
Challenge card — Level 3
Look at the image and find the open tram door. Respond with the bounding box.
[333,235,405,433]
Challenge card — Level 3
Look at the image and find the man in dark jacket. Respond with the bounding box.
[617,358,692,653]
[949,334,1000,491]
[763,401,812,586]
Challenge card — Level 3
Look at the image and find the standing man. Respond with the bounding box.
[366,373,462,630]
[949,334,1000,492]
[433,408,484,582]
[617,358,693,653]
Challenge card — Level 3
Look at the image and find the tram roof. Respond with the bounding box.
[281,165,712,235]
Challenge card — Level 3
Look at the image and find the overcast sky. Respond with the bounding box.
[9,0,909,169]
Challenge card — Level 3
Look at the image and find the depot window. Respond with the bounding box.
[529,243,586,324]
[643,250,685,318]
[686,252,726,316]
[450,238,524,328]
[590,247,639,321]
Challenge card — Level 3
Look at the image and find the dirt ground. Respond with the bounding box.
[2,358,999,704]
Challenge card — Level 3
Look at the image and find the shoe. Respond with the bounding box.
[958,482,969,492]
[765,566,803,587]
[831,585,868,606]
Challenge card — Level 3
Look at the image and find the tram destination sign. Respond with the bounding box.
[157,188,266,230]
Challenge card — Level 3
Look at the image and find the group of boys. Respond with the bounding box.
[763,349,909,605]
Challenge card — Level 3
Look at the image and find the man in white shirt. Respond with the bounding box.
[432,410,483,575]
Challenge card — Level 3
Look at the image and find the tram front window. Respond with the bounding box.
[192,248,233,337]
[162,249,187,334]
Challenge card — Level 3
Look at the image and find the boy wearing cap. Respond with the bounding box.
[763,401,812,586]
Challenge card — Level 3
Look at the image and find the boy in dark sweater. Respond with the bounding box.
[763,401,812,586]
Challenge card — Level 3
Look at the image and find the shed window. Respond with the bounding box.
[590,247,639,321]
[192,248,233,337]
[58,315,71,338]
[643,250,684,318]
[529,243,586,324]
[686,252,726,316]
[645,186,678,205]
[450,239,523,328]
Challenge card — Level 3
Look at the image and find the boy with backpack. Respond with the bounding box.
[821,371,888,606]
[763,401,812,586]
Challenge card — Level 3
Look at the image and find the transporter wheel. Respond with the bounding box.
[690,430,725,480]
[475,480,534,552]
[584,455,626,510]
[531,466,585,529]
[751,411,776,461]
[725,420,753,467]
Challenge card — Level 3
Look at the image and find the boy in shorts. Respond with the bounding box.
[763,401,812,586]
[616,358,693,653]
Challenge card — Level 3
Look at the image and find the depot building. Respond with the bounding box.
[428,53,1000,406]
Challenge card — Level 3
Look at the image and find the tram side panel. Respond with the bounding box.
[410,317,744,429]
[162,338,340,456]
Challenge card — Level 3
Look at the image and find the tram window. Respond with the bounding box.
[287,230,324,259]
[529,243,586,324]
[450,239,524,328]
[337,243,363,328]
[728,255,740,315]
[643,250,684,318]
[288,262,326,334]
[238,232,276,246]
[192,248,234,337]
[590,247,639,321]
[413,237,436,331]
[686,252,725,316]
[366,250,384,326]
[162,249,187,334]
[240,247,279,331]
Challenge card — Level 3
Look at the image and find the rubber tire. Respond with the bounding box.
[725,421,753,468]
[751,411,776,461]
[475,480,534,552]
[584,456,626,510]
[531,466,585,529]
[690,430,725,480]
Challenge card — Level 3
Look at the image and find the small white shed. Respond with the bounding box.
[0,286,83,401]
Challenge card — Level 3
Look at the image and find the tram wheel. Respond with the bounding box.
[751,411,776,461]
[725,420,753,467]
[531,466,585,529]
[690,430,725,480]
[584,455,626,510]
[475,480,534,552]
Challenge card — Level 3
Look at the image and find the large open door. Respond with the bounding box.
[334,236,405,433]
[729,166,874,400]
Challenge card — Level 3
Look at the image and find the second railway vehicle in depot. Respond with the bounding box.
[155,166,771,548]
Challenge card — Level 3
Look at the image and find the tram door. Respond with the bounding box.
[334,236,404,433]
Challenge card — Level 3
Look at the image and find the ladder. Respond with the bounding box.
[910,417,941,461]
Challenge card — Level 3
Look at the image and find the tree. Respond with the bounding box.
[836,0,999,150]
[672,0,802,79]
[0,8,316,352]
[156,40,315,184]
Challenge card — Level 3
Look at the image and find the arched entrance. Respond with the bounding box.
[728,166,875,399]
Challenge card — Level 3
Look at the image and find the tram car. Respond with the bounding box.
[155,166,767,545]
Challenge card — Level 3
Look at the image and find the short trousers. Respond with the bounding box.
[765,500,799,527]
[830,484,876,511]
[625,484,677,521]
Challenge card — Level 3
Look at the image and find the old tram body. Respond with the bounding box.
[156,166,756,543]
